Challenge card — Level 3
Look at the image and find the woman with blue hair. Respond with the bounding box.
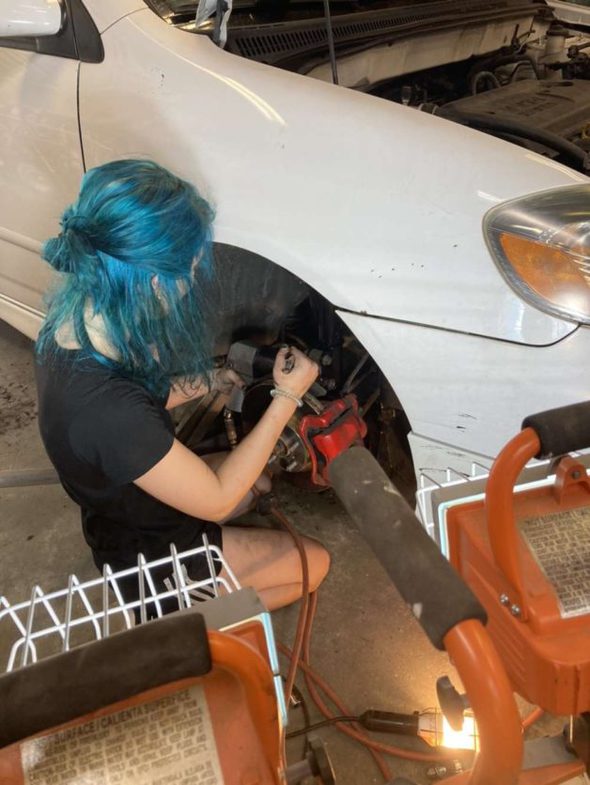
[35,159,329,611]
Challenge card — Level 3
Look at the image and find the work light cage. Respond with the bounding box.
[417,460,493,545]
[0,536,240,674]
[416,452,590,556]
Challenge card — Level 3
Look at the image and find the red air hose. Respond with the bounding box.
[270,502,543,782]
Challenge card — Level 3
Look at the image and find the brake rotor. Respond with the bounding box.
[241,381,324,474]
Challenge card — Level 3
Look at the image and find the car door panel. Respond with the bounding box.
[0,46,82,336]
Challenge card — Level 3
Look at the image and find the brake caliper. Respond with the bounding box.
[298,395,367,487]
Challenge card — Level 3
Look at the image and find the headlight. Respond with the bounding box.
[484,185,590,323]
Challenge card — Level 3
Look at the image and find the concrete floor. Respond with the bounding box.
[0,320,568,785]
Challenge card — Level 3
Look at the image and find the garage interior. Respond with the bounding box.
[1,0,590,784]
[0,325,578,783]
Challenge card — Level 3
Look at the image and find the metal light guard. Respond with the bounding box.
[0,536,286,733]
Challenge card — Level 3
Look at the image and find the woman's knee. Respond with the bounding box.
[303,537,331,590]
[255,471,272,495]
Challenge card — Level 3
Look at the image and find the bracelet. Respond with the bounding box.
[270,386,303,408]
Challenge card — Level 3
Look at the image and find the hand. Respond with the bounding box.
[273,346,319,398]
[212,367,245,395]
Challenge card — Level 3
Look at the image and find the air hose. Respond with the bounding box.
[268,496,543,783]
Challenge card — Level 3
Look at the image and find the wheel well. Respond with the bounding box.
[210,242,417,500]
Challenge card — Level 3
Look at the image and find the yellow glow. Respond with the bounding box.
[441,714,479,751]
[418,711,479,750]
[500,233,590,317]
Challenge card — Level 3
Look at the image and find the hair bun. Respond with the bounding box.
[43,208,98,274]
[60,211,95,237]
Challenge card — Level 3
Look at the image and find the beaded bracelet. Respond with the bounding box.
[270,387,303,408]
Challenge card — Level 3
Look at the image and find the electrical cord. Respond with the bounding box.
[270,500,460,780]
[270,501,393,781]
[287,716,360,739]
[522,707,544,730]
[266,492,544,779]
[280,636,448,764]
[303,594,447,764]
[299,592,394,780]
[269,504,311,705]
[249,471,311,706]
[288,706,544,742]
[323,0,339,84]
[289,682,313,758]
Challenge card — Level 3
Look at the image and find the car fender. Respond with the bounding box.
[339,310,590,477]
[79,6,588,348]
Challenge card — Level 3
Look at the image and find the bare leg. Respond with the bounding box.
[202,453,330,608]
[219,526,330,611]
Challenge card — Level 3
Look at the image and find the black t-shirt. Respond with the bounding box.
[35,348,222,573]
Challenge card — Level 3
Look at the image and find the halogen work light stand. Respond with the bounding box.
[2,402,590,784]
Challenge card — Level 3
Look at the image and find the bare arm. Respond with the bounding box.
[136,348,318,521]
[135,395,297,521]
[166,383,207,410]
[165,368,243,409]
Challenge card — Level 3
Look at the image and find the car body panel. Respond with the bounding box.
[547,0,590,27]
[0,0,63,38]
[82,0,144,34]
[79,6,585,349]
[339,310,590,478]
[0,46,82,338]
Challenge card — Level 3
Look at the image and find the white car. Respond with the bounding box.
[548,0,590,28]
[1,0,590,502]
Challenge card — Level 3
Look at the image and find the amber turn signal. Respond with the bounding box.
[484,184,590,323]
[499,233,590,319]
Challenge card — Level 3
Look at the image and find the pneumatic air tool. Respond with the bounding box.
[226,340,367,486]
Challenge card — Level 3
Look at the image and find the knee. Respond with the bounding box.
[305,539,331,591]
[255,471,273,495]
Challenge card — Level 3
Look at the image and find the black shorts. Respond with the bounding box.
[86,515,224,618]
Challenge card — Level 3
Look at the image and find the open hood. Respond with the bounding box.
[150,0,551,70]
[546,0,590,27]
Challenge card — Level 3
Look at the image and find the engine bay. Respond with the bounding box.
[438,78,590,168]
[368,22,590,172]
[165,0,590,171]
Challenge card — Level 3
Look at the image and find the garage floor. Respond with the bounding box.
[0,321,565,785]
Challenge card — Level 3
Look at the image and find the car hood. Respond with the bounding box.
[546,0,590,27]
[84,6,588,346]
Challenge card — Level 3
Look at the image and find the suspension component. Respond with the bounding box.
[223,407,239,449]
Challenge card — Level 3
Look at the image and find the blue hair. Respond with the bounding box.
[36,159,216,398]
